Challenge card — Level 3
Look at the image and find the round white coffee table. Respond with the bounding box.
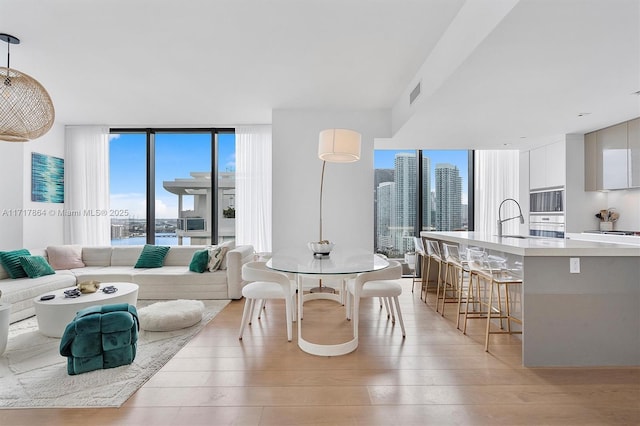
[33,282,139,338]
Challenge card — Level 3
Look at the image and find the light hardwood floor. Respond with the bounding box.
[3,279,639,425]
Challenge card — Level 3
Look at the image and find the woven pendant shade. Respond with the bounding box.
[0,66,55,142]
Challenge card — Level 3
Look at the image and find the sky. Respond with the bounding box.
[109,132,235,219]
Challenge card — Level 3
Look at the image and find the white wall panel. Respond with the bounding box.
[272,109,390,252]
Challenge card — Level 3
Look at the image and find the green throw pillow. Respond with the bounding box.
[189,249,209,273]
[18,255,55,278]
[134,244,170,268]
[0,249,31,279]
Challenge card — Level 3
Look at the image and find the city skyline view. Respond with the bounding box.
[374,149,469,204]
[374,149,469,256]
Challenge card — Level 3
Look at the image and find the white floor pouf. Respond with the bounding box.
[138,299,205,331]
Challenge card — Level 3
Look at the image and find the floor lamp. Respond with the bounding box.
[309,128,361,293]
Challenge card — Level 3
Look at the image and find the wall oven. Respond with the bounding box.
[529,214,565,238]
[529,188,564,214]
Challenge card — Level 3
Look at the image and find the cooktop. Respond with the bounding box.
[583,230,640,236]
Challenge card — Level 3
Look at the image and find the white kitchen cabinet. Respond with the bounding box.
[629,118,640,188]
[529,141,565,190]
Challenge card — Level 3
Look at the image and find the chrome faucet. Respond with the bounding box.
[497,198,525,237]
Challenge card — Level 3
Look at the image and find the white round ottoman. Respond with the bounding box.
[138,299,205,331]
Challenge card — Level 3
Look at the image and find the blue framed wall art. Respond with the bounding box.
[31,152,65,203]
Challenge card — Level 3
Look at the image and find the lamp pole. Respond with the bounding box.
[319,160,326,242]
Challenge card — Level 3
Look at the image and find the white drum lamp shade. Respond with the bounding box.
[318,128,361,163]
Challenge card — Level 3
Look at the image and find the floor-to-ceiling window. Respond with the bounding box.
[109,128,235,246]
[109,132,147,245]
[374,149,472,258]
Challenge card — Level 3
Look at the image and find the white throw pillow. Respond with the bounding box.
[46,245,85,270]
[219,240,235,270]
[207,246,228,271]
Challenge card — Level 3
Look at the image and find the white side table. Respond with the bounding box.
[0,303,11,355]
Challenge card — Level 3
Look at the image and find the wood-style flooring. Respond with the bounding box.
[3,279,639,425]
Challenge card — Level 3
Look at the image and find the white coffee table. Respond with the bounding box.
[33,282,139,338]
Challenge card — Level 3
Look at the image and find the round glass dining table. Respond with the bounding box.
[267,246,389,356]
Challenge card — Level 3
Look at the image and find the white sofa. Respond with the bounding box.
[0,244,254,323]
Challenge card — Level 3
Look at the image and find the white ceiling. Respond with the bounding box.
[1,0,639,150]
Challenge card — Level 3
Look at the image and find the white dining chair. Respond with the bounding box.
[239,261,297,342]
[345,259,406,338]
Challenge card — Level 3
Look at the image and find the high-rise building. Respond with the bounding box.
[374,169,394,252]
[394,153,416,253]
[421,156,431,230]
[376,181,395,252]
[435,163,462,231]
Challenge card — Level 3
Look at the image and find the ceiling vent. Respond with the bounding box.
[409,82,421,105]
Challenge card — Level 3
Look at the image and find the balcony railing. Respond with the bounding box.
[177,217,206,231]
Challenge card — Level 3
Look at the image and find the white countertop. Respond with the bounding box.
[566,232,640,246]
[421,231,640,257]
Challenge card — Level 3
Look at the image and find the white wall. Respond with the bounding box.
[0,123,65,250]
[564,134,607,234]
[0,142,24,250]
[606,188,640,232]
[272,109,391,251]
[22,124,66,248]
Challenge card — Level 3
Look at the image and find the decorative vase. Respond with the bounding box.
[599,221,613,231]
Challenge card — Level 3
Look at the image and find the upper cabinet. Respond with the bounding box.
[585,118,640,191]
[529,141,565,190]
[629,118,640,188]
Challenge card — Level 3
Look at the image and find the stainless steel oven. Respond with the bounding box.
[529,188,564,214]
[529,214,565,238]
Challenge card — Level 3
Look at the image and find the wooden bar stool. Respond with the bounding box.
[483,266,523,352]
[442,243,469,326]
[412,236,429,297]
[461,249,523,351]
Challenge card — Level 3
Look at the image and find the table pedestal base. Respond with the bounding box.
[297,275,356,356]
[309,285,336,294]
[298,333,358,356]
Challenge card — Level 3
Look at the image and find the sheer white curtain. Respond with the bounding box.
[236,125,272,253]
[63,126,110,245]
[474,150,520,235]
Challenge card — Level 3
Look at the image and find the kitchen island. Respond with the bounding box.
[421,231,640,367]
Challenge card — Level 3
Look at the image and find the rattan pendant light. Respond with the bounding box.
[0,33,55,142]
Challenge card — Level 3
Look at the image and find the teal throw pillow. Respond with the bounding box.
[0,249,31,279]
[134,244,170,268]
[18,255,56,278]
[189,249,209,273]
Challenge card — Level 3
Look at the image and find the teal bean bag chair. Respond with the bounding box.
[59,303,139,375]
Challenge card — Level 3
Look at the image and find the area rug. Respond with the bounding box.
[0,299,230,408]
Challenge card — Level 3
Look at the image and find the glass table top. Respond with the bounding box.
[266,246,389,275]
